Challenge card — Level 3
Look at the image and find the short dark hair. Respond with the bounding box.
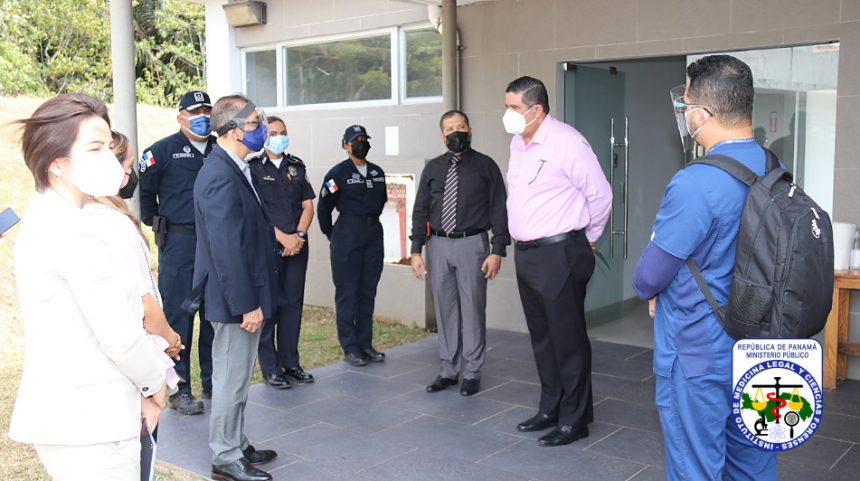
[16,94,110,192]
[686,55,754,127]
[505,76,550,115]
[266,115,285,127]
[211,94,249,135]
[439,110,470,131]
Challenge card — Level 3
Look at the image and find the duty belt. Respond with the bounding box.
[514,230,583,250]
[339,214,379,225]
[167,223,196,235]
[429,228,485,239]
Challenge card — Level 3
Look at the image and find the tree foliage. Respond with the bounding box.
[0,0,205,107]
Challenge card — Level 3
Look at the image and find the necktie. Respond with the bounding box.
[441,154,460,233]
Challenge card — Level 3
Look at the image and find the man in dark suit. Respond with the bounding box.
[188,94,281,481]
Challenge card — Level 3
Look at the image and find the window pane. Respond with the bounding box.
[245,50,277,107]
[405,30,442,98]
[285,36,391,105]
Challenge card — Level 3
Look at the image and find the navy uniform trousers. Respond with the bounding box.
[258,243,309,375]
[329,217,384,354]
[159,230,214,393]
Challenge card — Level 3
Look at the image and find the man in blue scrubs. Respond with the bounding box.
[632,55,777,480]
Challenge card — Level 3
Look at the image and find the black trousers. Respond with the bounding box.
[514,231,595,427]
[258,242,310,375]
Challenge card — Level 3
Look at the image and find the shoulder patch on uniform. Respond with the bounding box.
[139,151,156,173]
[325,179,339,194]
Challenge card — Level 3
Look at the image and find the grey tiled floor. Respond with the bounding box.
[158,330,860,481]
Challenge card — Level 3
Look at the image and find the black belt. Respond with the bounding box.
[167,223,196,235]
[339,214,379,225]
[430,228,485,239]
[515,230,582,250]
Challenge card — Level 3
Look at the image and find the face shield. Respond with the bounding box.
[670,84,713,153]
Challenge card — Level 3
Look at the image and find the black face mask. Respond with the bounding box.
[119,168,138,199]
[351,140,371,160]
[445,131,471,154]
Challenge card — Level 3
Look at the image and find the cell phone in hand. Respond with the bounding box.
[0,208,20,235]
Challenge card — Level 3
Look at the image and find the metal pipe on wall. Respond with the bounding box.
[109,0,140,217]
[441,0,458,111]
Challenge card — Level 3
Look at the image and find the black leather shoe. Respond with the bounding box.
[283,366,314,384]
[537,425,589,447]
[169,392,204,415]
[360,347,385,362]
[202,387,212,400]
[426,376,457,392]
[242,445,277,465]
[344,351,367,366]
[517,412,558,432]
[211,458,271,481]
[263,372,292,389]
[460,378,480,396]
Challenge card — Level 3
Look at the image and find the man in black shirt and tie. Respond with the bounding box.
[410,110,510,396]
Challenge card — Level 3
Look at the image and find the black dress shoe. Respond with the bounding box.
[517,412,558,432]
[262,372,292,389]
[344,351,367,366]
[360,347,385,362]
[169,392,204,415]
[426,376,457,392]
[242,445,277,465]
[283,366,314,384]
[460,378,480,396]
[202,387,212,400]
[211,458,271,481]
[537,425,589,447]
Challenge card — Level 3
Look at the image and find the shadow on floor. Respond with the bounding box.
[157,329,860,481]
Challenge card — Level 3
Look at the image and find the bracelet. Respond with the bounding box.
[164,334,182,356]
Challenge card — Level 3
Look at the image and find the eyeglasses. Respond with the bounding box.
[669,84,712,115]
[236,109,267,132]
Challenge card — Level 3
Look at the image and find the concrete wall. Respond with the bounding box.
[204,1,860,349]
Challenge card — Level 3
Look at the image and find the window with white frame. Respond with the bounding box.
[403,28,442,99]
[244,49,277,108]
[285,34,392,106]
[241,25,442,109]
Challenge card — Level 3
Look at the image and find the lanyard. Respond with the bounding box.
[708,137,756,153]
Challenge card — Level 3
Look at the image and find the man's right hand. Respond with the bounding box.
[241,307,264,333]
[410,254,427,280]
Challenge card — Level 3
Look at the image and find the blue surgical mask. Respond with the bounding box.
[187,114,211,136]
[265,135,289,156]
[241,121,267,152]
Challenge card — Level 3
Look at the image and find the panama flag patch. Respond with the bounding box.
[325,179,339,194]
[139,151,156,173]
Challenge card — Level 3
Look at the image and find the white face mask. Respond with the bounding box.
[502,106,536,135]
[65,149,126,197]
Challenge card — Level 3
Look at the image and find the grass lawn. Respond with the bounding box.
[0,96,430,481]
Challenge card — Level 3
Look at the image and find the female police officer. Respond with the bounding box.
[318,125,387,366]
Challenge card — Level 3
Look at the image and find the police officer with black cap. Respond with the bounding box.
[139,90,216,415]
[318,125,387,366]
[249,116,316,388]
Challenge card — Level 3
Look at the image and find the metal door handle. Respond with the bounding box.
[609,117,629,259]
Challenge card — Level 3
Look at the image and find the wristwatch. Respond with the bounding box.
[296,230,307,239]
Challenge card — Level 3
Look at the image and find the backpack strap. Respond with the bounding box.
[763,147,780,173]
[686,258,723,315]
[688,154,758,187]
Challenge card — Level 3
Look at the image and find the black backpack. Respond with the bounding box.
[686,149,834,339]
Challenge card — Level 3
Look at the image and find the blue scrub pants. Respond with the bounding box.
[159,231,214,394]
[656,360,777,481]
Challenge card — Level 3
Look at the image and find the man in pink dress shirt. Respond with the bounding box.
[503,76,612,447]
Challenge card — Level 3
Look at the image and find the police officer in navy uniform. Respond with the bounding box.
[249,116,316,389]
[139,90,215,415]
[318,125,388,366]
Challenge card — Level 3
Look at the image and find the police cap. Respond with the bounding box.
[179,91,212,112]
